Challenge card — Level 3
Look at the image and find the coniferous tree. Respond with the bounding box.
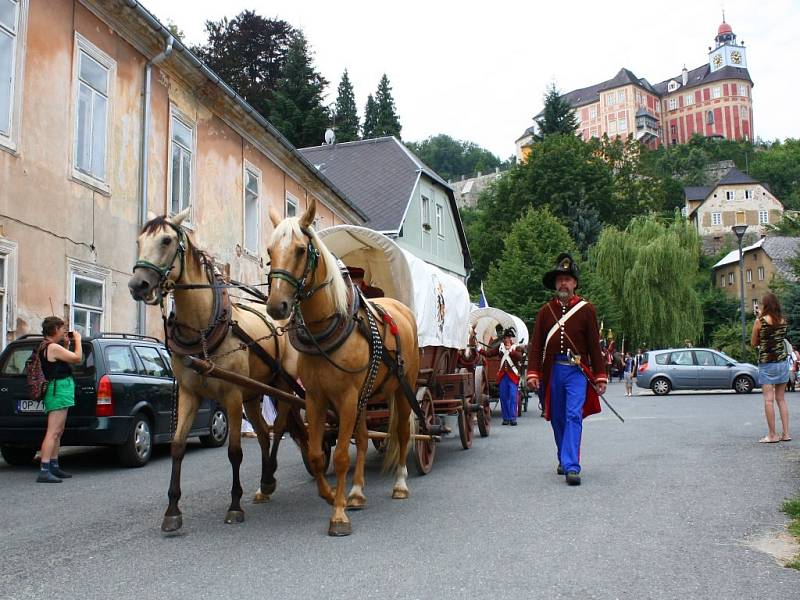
[362,94,378,139]
[268,31,329,148]
[534,82,579,140]
[373,74,402,139]
[333,70,360,142]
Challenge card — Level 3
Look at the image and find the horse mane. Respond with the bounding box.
[273,218,349,316]
[141,215,169,235]
[140,216,211,276]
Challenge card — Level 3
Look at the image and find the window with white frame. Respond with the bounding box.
[726,191,735,201]
[618,118,627,132]
[617,90,625,104]
[739,84,748,97]
[758,266,765,281]
[746,269,752,283]
[0,0,23,146]
[243,165,260,255]
[654,102,659,113]
[608,118,617,135]
[745,189,753,199]
[606,93,614,106]
[719,275,725,287]
[169,110,194,217]
[421,196,431,232]
[684,93,694,105]
[728,272,734,285]
[712,87,721,99]
[712,212,722,226]
[0,239,16,350]
[706,111,714,125]
[668,98,677,110]
[0,254,5,349]
[74,36,114,185]
[285,194,297,218]
[435,204,444,238]
[71,273,104,337]
[667,81,678,92]
[740,106,749,120]
[589,106,597,120]
[759,210,769,224]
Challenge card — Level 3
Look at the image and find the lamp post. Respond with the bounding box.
[732,224,748,358]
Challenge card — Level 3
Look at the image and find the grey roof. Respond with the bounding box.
[299,137,472,270]
[684,186,713,201]
[718,167,759,185]
[635,107,657,119]
[763,237,800,281]
[652,64,753,95]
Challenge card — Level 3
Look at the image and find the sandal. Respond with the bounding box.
[759,436,780,443]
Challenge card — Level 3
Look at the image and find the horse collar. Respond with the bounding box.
[166,268,232,357]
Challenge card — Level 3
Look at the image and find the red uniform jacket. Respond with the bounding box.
[527,296,606,421]
[481,344,524,385]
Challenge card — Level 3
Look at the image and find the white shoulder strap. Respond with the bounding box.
[543,300,588,356]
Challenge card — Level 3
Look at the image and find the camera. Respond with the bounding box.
[67,331,74,340]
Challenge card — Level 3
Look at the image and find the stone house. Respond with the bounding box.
[0,0,364,348]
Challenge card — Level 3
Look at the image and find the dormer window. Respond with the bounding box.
[667,80,679,92]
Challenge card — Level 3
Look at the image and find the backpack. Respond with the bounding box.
[24,341,51,401]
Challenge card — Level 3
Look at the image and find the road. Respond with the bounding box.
[2,383,800,600]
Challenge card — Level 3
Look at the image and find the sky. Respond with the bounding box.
[150,0,799,159]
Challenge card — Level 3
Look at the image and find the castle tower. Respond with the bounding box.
[709,19,747,72]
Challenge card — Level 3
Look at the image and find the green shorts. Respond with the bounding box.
[43,377,75,413]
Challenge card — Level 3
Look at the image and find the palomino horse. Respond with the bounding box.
[265,198,420,536]
[128,208,302,532]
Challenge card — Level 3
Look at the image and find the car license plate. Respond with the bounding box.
[17,400,44,413]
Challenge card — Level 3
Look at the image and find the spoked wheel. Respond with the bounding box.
[475,366,491,437]
[301,437,332,477]
[458,397,474,449]
[413,387,436,475]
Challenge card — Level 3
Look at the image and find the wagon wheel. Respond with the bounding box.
[475,365,491,437]
[301,437,332,477]
[458,396,474,450]
[412,387,436,475]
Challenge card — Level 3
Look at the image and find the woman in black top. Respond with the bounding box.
[37,316,82,483]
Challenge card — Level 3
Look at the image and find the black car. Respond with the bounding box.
[0,333,228,467]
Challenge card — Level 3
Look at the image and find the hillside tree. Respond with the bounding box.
[333,69,359,142]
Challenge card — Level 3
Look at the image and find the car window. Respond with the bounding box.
[105,346,138,374]
[158,349,173,374]
[134,346,170,378]
[655,353,668,365]
[0,346,33,376]
[712,353,731,367]
[694,350,715,366]
[669,350,694,366]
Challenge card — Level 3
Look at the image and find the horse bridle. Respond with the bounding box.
[133,221,187,306]
[267,227,331,310]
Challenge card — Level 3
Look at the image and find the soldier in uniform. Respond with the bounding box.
[526,253,607,486]
[481,328,525,425]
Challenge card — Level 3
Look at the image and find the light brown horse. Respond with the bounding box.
[128,208,302,532]
[265,198,420,536]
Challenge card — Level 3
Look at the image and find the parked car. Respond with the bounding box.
[0,333,228,467]
[635,348,758,395]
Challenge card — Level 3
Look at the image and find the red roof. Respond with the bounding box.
[718,22,733,35]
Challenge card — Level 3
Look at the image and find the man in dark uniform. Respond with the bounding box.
[527,253,607,486]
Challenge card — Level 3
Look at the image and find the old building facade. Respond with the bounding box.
[0,0,364,348]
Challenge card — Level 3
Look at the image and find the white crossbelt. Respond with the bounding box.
[543,300,588,357]
[499,344,521,376]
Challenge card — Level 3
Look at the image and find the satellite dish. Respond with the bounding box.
[324,128,335,145]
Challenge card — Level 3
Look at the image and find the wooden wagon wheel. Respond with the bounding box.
[475,365,492,437]
[412,387,436,475]
[458,396,474,449]
[301,436,332,477]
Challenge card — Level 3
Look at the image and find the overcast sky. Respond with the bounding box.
[150,0,798,159]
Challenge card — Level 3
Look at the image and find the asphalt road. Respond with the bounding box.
[3,383,800,600]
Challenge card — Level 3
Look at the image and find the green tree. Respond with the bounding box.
[765,213,800,236]
[593,214,703,348]
[406,134,502,181]
[533,82,578,140]
[193,11,295,120]
[710,321,757,363]
[750,139,800,210]
[372,74,402,139]
[268,31,329,148]
[333,69,359,142]
[484,207,577,320]
[362,94,378,139]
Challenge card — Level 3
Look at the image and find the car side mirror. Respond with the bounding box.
[727,363,734,367]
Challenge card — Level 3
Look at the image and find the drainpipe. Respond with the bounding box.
[137,33,173,335]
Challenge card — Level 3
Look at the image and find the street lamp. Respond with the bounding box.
[732,223,748,358]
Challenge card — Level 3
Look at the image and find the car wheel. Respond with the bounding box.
[1,445,37,466]
[199,407,229,448]
[117,413,153,468]
[733,375,754,394]
[651,377,671,396]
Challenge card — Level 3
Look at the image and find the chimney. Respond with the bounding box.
[681,66,688,86]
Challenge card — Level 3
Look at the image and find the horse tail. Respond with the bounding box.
[382,391,411,474]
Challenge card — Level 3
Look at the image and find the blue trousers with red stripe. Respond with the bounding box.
[498,375,518,422]
[549,361,588,473]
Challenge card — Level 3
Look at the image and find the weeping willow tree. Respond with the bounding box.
[594,214,702,348]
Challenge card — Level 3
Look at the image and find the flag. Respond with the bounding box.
[478,282,489,308]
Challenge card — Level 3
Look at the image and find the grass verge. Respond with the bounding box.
[781,498,800,569]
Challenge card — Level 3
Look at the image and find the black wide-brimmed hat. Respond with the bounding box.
[502,327,517,339]
[542,253,579,290]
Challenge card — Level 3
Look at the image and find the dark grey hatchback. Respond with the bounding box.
[0,333,228,467]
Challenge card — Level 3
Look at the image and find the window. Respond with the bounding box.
[739,84,748,97]
[105,346,136,374]
[0,0,24,148]
[759,210,769,224]
[71,274,103,336]
[670,125,677,135]
[134,346,170,378]
[712,352,731,367]
[745,189,753,200]
[73,35,114,186]
[606,93,614,106]
[746,269,752,282]
[435,204,444,237]
[758,266,765,281]
[0,239,15,350]
[669,350,694,366]
[728,272,734,285]
[740,106,749,120]
[726,191,735,201]
[667,81,678,92]
[589,106,597,120]
[608,119,617,135]
[618,118,627,132]
[617,90,625,104]
[712,87,721,99]
[243,165,260,255]
[285,194,297,218]
[169,110,194,217]
[712,212,722,225]
[0,254,5,350]
[719,275,725,287]
[668,98,677,110]
[421,196,431,232]
[655,353,669,365]
[684,93,694,106]
[694,350,715,366]
[706,111,714,125]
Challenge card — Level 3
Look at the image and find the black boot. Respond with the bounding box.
[49,463,72,479]
[566,471,581,486]
[557,464,564,475]
[37,466,62,483]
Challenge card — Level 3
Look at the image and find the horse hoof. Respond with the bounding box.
[224,510,245,524]
[346,496,366,511]
[328,520,352,537]
[253,490,271,504]
[161,515,183,532]
[261,480,277,496]
[392,488,410,500]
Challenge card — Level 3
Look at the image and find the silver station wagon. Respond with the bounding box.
[635,348,759,395]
